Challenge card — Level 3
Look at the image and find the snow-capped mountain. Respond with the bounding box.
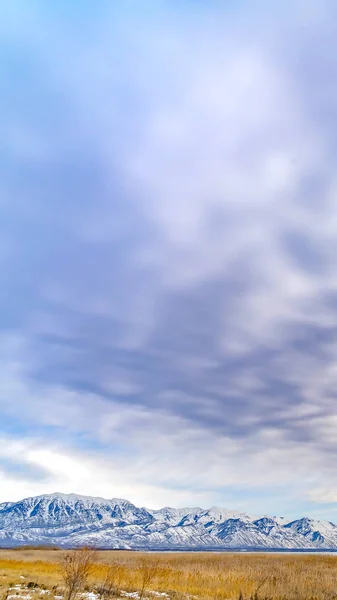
[0,492,336,550]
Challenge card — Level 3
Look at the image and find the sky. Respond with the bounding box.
[1,0,337,520]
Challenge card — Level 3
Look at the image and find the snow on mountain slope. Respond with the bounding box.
[148,506,203,526]
[0,493,335,550]
[284,518,337,548]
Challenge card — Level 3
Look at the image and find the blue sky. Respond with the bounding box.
[1,0,337,520]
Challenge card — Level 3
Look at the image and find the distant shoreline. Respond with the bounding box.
[0,546,337,554]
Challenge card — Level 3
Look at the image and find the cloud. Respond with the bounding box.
[1,0,337,517]
[0,333,335,516]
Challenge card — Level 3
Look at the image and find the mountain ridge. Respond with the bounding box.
[0,492,335,551]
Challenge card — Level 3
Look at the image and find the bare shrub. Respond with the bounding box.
[60,547,97,600]
[95,562,126,599]
[138,558,160,600]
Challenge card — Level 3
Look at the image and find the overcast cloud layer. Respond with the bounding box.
[1,0,337,519]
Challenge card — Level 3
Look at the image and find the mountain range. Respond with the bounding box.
[0,493,335,550]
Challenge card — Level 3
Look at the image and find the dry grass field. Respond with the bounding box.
[0,549,335,600]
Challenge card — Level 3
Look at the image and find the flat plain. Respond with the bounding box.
[0,549,336,600]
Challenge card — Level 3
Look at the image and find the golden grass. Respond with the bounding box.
[0,550,336,600]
